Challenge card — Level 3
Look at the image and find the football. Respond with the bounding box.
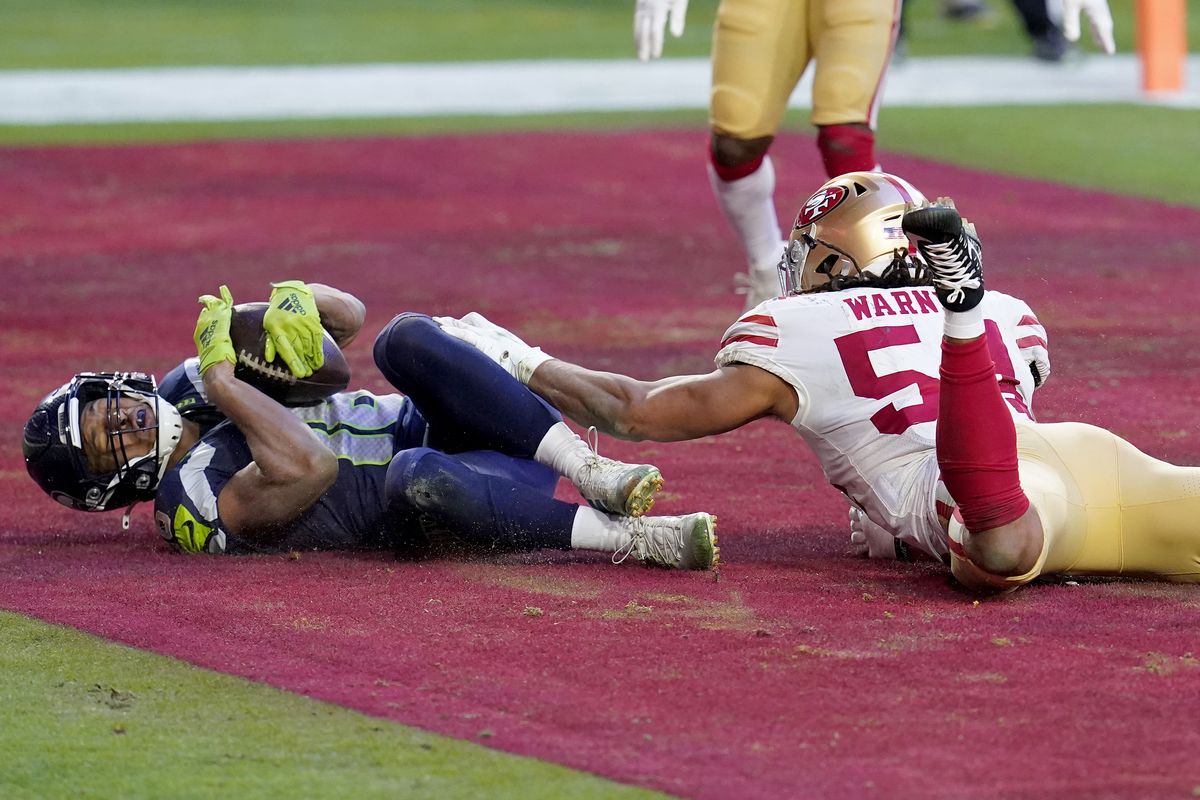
[229,302,351,406]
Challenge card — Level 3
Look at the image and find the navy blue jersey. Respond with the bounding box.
[153,389,423,554]
[158,358,225,433]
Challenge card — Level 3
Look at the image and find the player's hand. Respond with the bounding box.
[434,312,554,384]
[1027,353,1051,388]
[263,280,325,379]
[633,0,689,61]
[848,506,900,559]
[194,285,237,376]
[1061,0,1115,55]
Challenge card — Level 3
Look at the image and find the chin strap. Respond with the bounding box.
[121,501,138,531]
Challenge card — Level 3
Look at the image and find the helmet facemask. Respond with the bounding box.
[24,372,183,513]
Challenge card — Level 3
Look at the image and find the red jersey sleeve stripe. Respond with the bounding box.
[1017,314,1041,327]
[737,313,777,326]
[1016,335,1048,349]
[721,334,779,348]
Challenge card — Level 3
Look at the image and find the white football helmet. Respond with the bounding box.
[780,171,928,294]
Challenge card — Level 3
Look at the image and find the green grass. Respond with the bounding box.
[880,104,1200,207]
[0,612,663,800]
[2,0,1190,68]
[0,0,716,68]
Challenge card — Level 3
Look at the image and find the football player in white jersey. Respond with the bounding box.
[440,171,1200,592]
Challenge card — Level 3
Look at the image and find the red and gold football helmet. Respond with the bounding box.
[780,171,927,294]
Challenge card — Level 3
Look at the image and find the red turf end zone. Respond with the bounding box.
[2,131,1200,799]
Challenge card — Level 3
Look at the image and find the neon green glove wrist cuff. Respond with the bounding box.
[269,279,313,296]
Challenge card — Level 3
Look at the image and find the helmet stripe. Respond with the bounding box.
[878,173,916,204]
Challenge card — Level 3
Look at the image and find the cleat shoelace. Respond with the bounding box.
[612,536,636,565]
[613,517,682,567]
[576,425,608,502]
[920,236,981,306]
[577,426,621,512]
[576,426,660,517]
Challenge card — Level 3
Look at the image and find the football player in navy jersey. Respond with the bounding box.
[442,171,1200,593]
[23,281,717,570]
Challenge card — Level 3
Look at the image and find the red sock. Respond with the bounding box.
[708,146,765,182]
[937,336,1030,532]
[816,125,875,178]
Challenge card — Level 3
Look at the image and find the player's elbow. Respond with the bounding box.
[222,447,339,538]
[311,283,367,347]
[281,445,338,497]
[338,295,367,342]
[307,448,339,493]
[288,450,338,516]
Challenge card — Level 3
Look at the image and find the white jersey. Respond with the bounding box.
[716,286,1050,560]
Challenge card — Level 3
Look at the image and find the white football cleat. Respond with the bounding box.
[613,512,719,570]
[575,454,662,517]
[572,427,662,517]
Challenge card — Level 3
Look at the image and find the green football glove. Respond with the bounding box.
[194,285,237,376]
[263,280,325,379]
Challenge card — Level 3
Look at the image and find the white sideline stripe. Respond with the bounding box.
[0,55,1197,124]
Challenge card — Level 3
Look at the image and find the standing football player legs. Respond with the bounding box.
[709,0,899,308]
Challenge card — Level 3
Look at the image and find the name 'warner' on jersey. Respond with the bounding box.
[154,387,415,554]
[716,286,1050,559]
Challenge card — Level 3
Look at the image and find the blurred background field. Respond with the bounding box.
[2,0,1191,66]
[1,0,1197,204]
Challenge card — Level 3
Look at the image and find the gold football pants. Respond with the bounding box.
[951,421,1200,591]
[710,0,900,139]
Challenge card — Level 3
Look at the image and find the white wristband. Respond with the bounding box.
[514,350,555,384]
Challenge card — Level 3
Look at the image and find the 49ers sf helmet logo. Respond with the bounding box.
[797,185,848,227]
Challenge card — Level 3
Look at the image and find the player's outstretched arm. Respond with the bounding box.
[194,287,337,542]
[529,361,797,443]
[435,310,797,440]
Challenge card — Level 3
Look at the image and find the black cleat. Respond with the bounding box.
[1032,29,1069,63]
[902,202,985,313]
[943,0,990,21]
